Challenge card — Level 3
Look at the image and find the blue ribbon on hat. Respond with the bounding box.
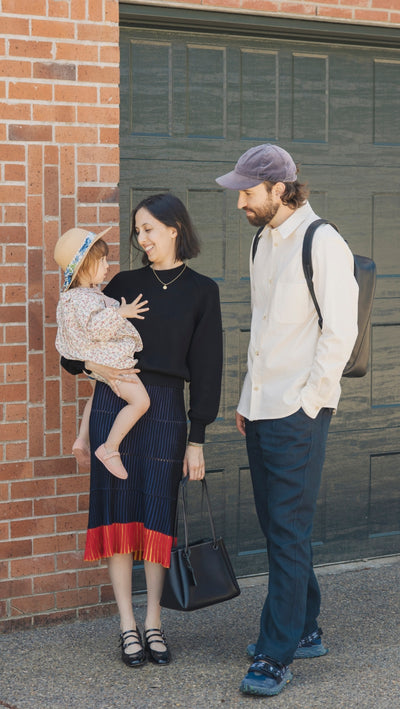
[62,232,97,291]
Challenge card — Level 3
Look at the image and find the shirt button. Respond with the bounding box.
[254,386,259,391]
[263,315,267,320]
[255,351,260,356]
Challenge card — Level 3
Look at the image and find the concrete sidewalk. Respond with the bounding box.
[1,555,399,709]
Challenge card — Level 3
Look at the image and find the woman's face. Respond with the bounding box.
[135,207,179,269]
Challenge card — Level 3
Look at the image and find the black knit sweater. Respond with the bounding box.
[61,264,223,443]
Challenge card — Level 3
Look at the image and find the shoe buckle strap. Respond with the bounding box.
[121,639,140,651]
[250,657,286,681]
[145,629,165,639]
[298,627,322,647]
[120,629,142,649]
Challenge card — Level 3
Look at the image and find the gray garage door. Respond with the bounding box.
[119,21,400,584]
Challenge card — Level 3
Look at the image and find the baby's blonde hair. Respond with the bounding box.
[71,238,109,288]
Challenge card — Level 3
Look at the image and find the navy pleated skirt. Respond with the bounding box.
[84,379,187,567]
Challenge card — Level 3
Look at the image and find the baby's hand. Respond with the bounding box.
[119,294,149,320]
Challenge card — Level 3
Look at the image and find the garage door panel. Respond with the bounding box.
[373,60,400,146]
[371,324,400,408]
[292,53,329,143]
[121,30,400,165]
[120,24,400,574]
[328,54,374,148]
[186,188,226,277]
[314,428,400,564]
[239,48,278,140]
[120,38,173,138]
[373,192,400,276]
[186,44,227,138]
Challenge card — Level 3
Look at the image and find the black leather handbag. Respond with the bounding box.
[160,478,240,612]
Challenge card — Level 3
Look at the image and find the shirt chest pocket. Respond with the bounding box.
[271,281,310,324]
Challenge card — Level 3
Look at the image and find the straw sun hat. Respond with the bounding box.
[54,226,112,291]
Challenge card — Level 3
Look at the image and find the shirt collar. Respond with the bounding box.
[269,201,314,241]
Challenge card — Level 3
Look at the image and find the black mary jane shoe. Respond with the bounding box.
[119,628,146,667]
[144,627,171,665]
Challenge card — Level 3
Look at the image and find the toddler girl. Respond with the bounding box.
[54,226,150,480]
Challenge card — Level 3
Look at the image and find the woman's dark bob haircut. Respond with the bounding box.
[130,193,201,265]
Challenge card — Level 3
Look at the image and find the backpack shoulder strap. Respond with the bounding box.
[302,218,339,330]
[251,227,265,263]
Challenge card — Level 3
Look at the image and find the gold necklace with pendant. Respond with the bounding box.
[151,263,187,290]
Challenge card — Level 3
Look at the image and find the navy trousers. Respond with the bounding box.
[245,407,332,666]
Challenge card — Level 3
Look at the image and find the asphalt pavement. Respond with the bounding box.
[1,555,399,709]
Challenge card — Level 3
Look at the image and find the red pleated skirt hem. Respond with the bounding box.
[84,522,175,568]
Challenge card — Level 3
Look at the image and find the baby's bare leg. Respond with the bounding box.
[77,393,93,445]
[72,384,95,468]
[95,377,150,480]
[105,376,150,451]
[95,376,150,480]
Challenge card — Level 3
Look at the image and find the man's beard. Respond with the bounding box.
[244,200,279,227]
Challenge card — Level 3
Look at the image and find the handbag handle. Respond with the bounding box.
[175,477,218,554]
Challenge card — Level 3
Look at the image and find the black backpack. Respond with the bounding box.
[301,219,377,378]
[251,219,377,378]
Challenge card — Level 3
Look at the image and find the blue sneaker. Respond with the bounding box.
[246,627,328,660]
[240,656,293,697]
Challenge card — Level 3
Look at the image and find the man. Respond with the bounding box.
[216,144,358,697]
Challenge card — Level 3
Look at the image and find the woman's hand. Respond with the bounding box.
[119,294,149,320]
[85,361,140,398]
[182,444,205,481]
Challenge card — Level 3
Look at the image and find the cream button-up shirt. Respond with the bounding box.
[237,202,359,421]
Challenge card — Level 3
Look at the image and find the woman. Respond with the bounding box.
[61,194,223,667]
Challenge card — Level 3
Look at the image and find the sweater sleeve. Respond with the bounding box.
[60,355,85,375]
[186,280,223,443]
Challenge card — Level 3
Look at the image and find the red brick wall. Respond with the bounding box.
[166,0,399,24]
[0,0,120,631]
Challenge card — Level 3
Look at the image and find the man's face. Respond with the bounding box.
[237,182,280,227]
